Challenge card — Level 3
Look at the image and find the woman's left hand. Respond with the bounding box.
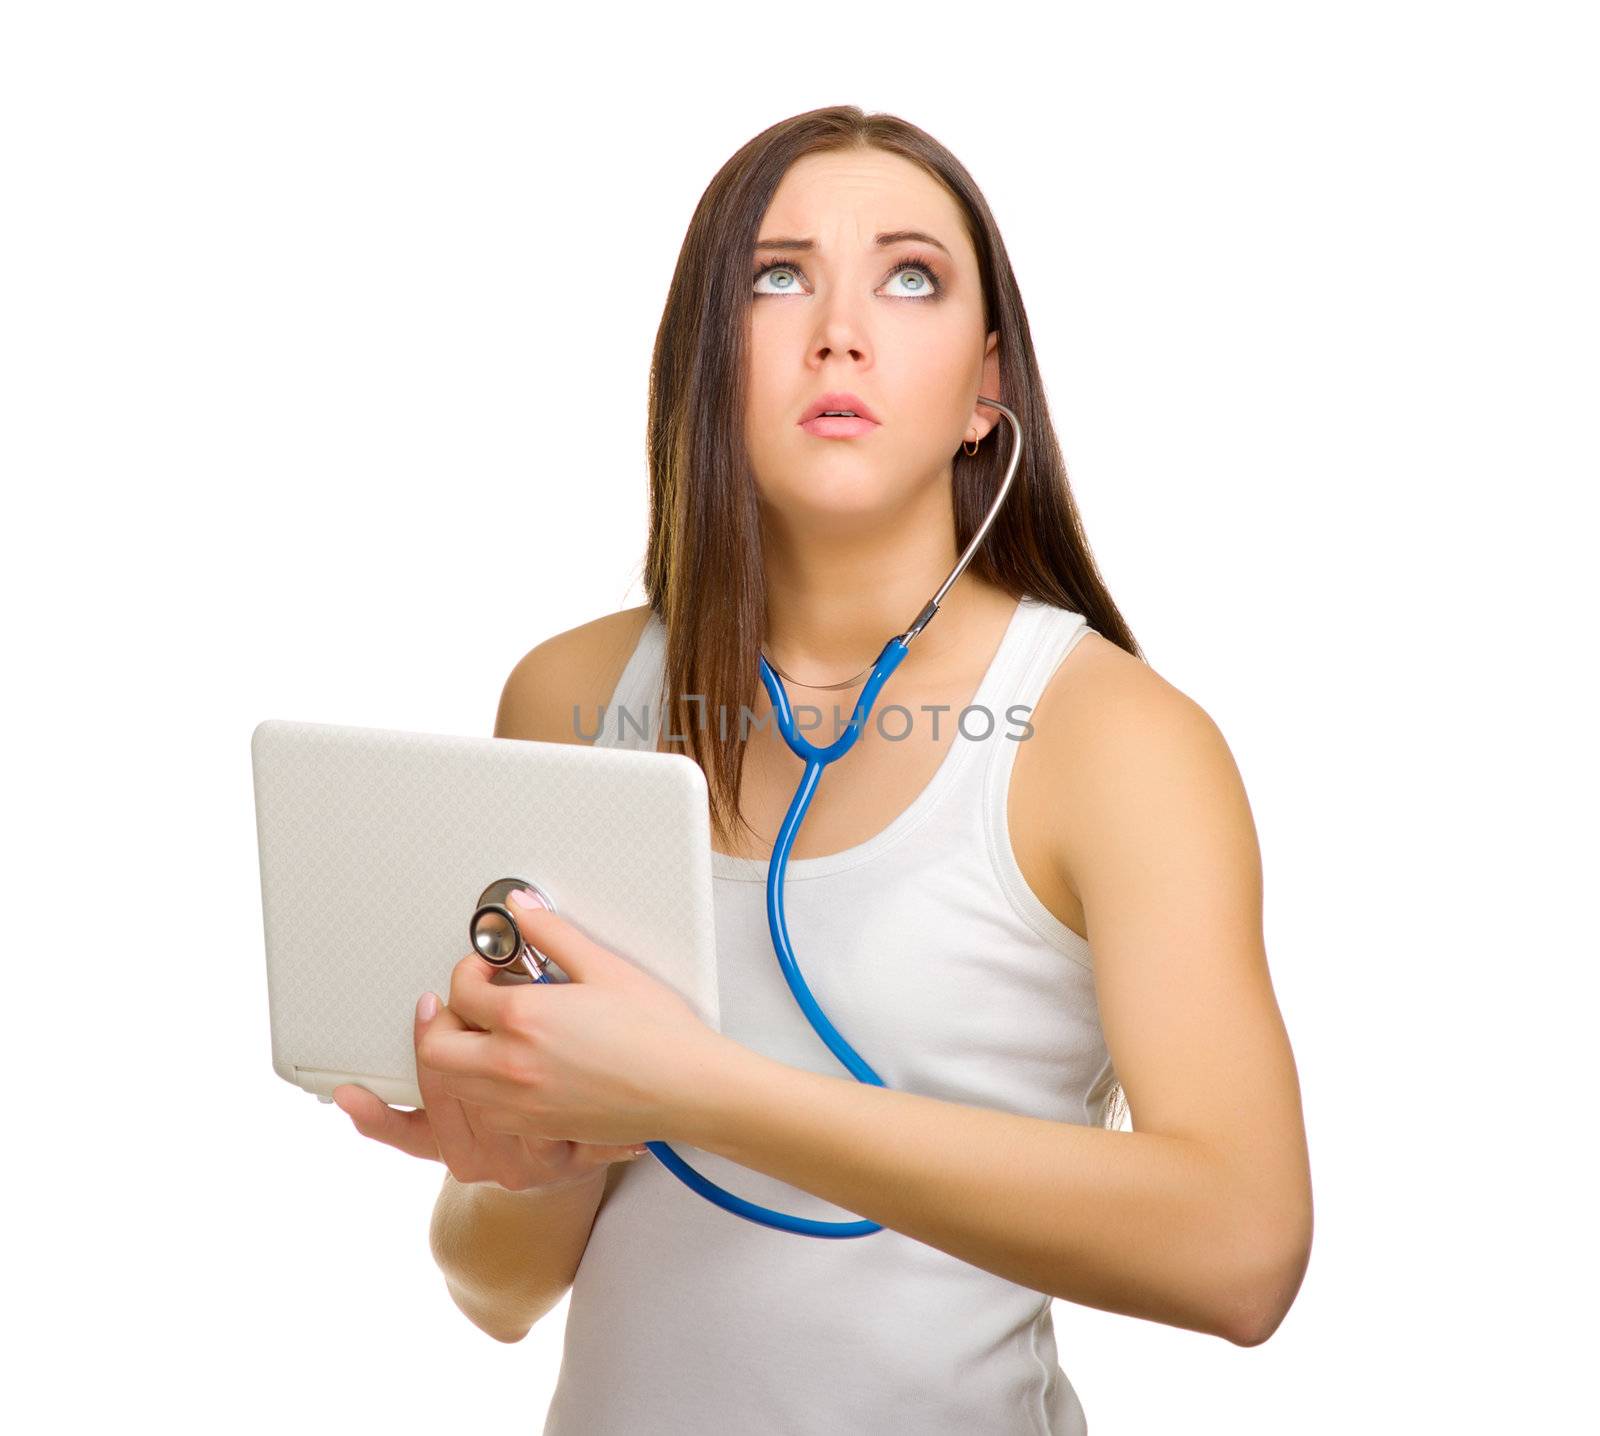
[418,888,731,1149]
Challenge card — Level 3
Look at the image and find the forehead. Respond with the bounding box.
[760,149,969,257]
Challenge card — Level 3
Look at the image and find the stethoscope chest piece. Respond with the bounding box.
[469,876,561,981]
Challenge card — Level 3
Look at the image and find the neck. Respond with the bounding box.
[756,484,1012,689]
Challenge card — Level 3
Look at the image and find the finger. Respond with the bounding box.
[519,1131,647,1173]
[504,888,632,985]
[447,1091,647,1169]
[419,966,509,1079]
[436,1068,526,1109]
[448,948,537,1034]
[412,994,495,1158]
[582,1142,652,1166]
[461,1107,627,1154]
[421,1019,511,1082]
[419,999,554,1160]
[453,1093,498,1150]
[332,1083,439,1161]
[469,1105,545,1139]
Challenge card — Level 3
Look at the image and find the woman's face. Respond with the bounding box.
[743,148,999,531]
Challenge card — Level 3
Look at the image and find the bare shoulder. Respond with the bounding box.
[1025,630,1253,900]
[495,604,654,744]
[1038,629,1226,752]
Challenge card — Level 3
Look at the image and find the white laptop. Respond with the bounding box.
[250,718,720,1109]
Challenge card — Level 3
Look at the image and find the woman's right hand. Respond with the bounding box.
[331,954,648,1193]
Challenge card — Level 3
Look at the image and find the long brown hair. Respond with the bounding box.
[642,105,1140,1130]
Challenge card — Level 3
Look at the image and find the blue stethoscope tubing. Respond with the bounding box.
[538,396,1024,1237]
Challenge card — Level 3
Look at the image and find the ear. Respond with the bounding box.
[970,330,1003,441]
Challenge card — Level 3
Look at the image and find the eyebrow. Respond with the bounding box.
[753,228,952,258]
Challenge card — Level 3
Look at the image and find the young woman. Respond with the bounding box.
[333,106,1312,1434]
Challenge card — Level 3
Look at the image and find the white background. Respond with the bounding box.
[6,3,1595,1431]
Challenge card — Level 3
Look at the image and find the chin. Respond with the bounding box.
[776,471,914,527]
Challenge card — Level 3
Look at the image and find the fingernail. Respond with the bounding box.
[418,991,438,1021]
[630,1145,649,1156]
[508,888,546,912]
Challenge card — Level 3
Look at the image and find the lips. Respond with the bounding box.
[798,391,881,426]
[800,414,878,439]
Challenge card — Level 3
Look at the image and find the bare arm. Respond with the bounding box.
[426,607,653,1340]
[430,1166,619,1342]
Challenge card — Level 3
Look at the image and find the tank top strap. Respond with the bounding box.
[595,609,666,750]
[976,594,1063,715]
[992,598,1093,732]
[979,599,1097,961]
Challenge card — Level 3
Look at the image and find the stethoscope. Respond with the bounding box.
[469,395,1024,1239]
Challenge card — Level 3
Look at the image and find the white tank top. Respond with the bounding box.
[544,594,1117,1436]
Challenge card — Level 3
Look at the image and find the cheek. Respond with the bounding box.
[888,365,982,459]
[905,319,983,407]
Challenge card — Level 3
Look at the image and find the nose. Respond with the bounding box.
[809,289,871,368]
